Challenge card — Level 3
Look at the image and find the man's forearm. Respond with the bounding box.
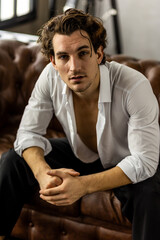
[80,166,132,194]
[22,146,51,179]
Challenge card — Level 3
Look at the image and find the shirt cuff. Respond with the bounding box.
[14,137,52,157]
[117,157,138,184]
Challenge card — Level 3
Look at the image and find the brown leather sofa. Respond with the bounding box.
[0,39,160,240]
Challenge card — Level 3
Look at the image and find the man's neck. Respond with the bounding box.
[72,88,99,105]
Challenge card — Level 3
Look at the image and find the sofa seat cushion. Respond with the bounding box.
[12,207,132,240]
[81,191,131,227]
[12,192,132,240]
[23,189,131,227]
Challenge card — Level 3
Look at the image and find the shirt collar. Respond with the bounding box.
[99,63,111,103]
[62,83,69,97]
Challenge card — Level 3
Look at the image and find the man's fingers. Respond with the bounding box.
[46,200,72,206]
[46,176,62,188]
[64,168,80,176]
[39,184,61,196]
[40,194,73,206]
[47,168,80,177]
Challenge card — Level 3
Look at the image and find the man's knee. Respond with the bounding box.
[0,149,23,169]
[0,148,37,191]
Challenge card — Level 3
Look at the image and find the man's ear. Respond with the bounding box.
[50,56,58,70]
[96,45,104,64]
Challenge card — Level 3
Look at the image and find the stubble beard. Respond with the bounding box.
[72,81,93,93]
[75,70,99,93]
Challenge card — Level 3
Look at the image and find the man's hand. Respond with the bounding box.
[39,169,85,206]
[37,168,80,191]
[36,168,62,190]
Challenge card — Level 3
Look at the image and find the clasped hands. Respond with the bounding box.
[39,168,87,206]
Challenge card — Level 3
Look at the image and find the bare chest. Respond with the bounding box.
[73,100,98,153]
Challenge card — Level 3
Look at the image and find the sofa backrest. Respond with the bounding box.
[0,39,48,128]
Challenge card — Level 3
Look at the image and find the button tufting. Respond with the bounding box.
[61,230,67,235]
[29,222,34,227]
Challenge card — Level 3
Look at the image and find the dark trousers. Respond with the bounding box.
[0,138,160,240]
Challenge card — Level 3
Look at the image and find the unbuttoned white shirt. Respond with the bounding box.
[14,61,160,183]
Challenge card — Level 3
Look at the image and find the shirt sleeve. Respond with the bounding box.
[14,64,54,156]
[117,79,160,183]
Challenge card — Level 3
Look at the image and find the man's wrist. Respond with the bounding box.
[22,146,51,179]
[34,163,51,180]
[79,175,92,195]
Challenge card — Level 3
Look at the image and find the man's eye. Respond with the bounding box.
[79,51,89,57]
[59,55,68,60]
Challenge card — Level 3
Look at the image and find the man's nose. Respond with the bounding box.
[69,57,81,71]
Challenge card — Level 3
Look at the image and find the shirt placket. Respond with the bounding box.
[65,99,76,147]
[96,103,106,156]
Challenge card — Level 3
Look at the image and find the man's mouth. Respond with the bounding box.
[69,75,85,81]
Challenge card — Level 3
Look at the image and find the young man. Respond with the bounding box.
[0,8,160,240]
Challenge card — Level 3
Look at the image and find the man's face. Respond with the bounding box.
[50,30,103,95]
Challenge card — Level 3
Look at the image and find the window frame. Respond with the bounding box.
[0,0,37,29]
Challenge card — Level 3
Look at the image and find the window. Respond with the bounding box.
[0,0,37,29]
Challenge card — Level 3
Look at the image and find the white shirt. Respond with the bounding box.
[14,61,160,183]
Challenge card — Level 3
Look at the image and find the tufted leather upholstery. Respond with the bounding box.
[0,39,63,156]
[0,39,160,239]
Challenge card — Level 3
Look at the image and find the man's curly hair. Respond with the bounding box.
[37,8,107,64]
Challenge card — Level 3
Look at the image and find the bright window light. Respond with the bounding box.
[1,0,14,20]
[17,0,30,16]
[0,0,35,26]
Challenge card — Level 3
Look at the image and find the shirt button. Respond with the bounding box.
[29,222,34,227]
